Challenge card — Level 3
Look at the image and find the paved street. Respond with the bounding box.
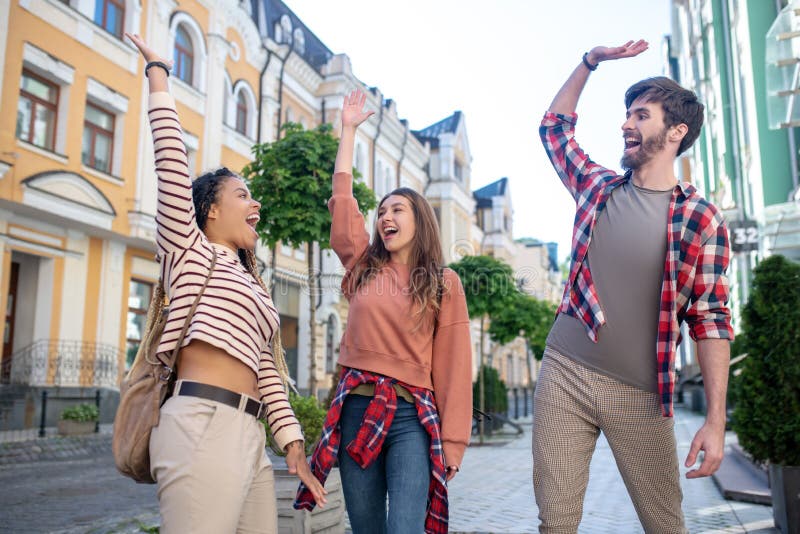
[0,444,159,533]
[448,407,776,533]
[0,405,778,533]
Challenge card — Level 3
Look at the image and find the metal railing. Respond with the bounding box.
[507,386,534,420]
[0,340,121,388]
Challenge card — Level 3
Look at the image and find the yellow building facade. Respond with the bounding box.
[1,0,553,418]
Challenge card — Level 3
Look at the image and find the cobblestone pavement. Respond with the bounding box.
[0,448,158,533]
[0,405,778,533]
[447,406,777,534]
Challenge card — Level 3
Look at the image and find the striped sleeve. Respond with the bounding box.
[148,92,202,255]
[258,345,303,451]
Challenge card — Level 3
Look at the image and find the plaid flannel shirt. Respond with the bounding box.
[295,367,448,534]
[540,111,734,416]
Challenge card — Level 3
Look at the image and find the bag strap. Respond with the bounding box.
[160,248,217,370]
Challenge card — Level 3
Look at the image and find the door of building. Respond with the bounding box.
[2,262,20,382]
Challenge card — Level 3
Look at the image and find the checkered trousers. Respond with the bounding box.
[532,347,688,534]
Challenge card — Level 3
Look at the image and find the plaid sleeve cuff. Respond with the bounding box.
[689,318,734,342]
[541,111,578,127]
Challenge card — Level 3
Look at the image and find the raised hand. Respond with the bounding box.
[125,32,173,67]
[341,90,374,131]
[588,40,649,65]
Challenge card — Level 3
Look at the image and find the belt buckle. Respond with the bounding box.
[256,402,267,420]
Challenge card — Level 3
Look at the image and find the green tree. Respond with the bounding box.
[243,122,377,397]
[731,255,800,465]
[488,292,557,385]
[449,254,518,442]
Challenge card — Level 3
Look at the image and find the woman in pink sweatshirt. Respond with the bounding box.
[295,90,473,534]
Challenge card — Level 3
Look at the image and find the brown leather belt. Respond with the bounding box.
[350,383,415,403]
[172,380,266,420]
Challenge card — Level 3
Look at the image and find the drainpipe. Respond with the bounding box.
[321,99,326,125]
[395,123,408,190]
[257,43,272,144]
[276,43,294,139]
[720,0,750,301]
[371,91,385,192]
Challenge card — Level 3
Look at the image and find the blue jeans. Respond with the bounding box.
[338,393,431,534]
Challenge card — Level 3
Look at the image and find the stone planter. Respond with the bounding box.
[770,464,800,534]
[57,420,96,436]
[272,453,346,534]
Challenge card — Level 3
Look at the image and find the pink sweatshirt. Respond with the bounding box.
[328,172,473,466]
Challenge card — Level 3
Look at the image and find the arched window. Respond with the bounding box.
[235,91,248,135]
[174,25,194,84]
[280,15,292,44]
[293,28,306,54]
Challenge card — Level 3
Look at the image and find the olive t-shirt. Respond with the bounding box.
[546,181,673,393]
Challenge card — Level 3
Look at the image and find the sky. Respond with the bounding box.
[285,0,673,262]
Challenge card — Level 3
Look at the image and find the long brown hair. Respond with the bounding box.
[348,187,444,329]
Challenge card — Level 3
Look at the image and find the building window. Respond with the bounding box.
[454,160,466,183]
[94,0,125,37]
[82,102,115,173]
[293,28,306,54]
[174,25,194,85]
[16,70,58,151]
[235,91,248,135]
[126,279,153,368]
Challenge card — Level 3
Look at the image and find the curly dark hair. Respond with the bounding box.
[192,167,235,232]
[191,167,260,277]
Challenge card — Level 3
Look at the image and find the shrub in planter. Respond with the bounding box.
[473,365,508,431]
[59,403,99,436]
[61,403,99,422]
[731,255,800,533]
[265,393,327,457]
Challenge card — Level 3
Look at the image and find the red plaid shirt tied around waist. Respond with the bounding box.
[540,111,734,417]
[294,367,448,534]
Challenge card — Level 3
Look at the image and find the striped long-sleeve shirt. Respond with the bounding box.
[148,92,302,449]
[540,111,734,417]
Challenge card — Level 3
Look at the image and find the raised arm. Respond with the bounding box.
[548,40,649,115]
[334,90,374,174]
[127,33,201,256]
[540,40,649,199]
[328,90,374,270]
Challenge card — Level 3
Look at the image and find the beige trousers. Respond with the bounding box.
[532,347,687,534]
[149,385,276,534]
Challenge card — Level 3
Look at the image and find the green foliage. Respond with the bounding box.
[242,122,377,250]
[488,292,557,360]
[449,255,518,320]
[731,255,800,465]
[473,365,508,413]
[136,521,159,533]
[60,403,99,422]
[264,393,327,457]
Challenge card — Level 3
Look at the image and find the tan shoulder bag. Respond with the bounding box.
[112,249,216,483]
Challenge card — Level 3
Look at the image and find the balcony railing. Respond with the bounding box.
[0,339,121,388]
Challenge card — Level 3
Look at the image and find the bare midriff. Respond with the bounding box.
[177,339,259,399]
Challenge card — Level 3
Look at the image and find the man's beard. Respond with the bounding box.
[621,128,668,170]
